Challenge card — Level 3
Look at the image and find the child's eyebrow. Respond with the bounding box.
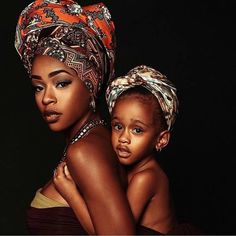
[111,116,120,121]
[131,119,150,128]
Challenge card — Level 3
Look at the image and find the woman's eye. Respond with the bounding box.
[56,81,71,88]
[32,85,43,93]
[133,127,143,134]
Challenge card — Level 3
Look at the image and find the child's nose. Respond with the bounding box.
[118,129,131,144]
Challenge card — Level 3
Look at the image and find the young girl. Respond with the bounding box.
[54,65,179,234]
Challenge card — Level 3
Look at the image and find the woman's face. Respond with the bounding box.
[31,55,91,132]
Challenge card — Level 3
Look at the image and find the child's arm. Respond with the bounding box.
[53,162,95,234]
[127,170,157,222]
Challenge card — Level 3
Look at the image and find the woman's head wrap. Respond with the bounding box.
[106,65,179,130]
[15,0,116,97]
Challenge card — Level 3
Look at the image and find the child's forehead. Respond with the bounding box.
[112,98,160,128]
[117,89,160,107]
[114,95,159,115]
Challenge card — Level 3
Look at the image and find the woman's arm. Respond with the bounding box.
[66,137,135,235]
[53,162,95,234]
[54,163,157,232]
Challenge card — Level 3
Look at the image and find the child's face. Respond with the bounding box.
[111,96,160,166]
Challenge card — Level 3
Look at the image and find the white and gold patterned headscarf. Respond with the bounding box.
[106,65,179,130]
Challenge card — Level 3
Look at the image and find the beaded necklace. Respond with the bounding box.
[61,119,106,162]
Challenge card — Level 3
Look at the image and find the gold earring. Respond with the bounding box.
[90,96,96,112]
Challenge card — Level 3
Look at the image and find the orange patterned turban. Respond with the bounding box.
[15,0,116,97]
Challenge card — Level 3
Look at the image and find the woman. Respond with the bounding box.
[15,0,135,234]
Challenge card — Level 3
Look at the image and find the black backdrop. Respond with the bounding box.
[1,0,235,234]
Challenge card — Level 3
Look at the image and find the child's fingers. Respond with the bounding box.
[58,161,66,168]
[53,162,66,178]
[64,165,73,180]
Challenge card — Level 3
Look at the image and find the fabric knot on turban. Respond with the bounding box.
[15,0,116,97]
[106,65,179,130]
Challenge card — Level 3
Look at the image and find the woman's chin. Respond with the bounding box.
[47,123,65,132]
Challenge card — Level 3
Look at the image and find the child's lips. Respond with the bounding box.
[116,146,131,158]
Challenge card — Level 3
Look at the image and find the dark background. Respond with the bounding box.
[1,0,235,234]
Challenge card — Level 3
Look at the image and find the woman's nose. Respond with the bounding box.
[42,87,56,105]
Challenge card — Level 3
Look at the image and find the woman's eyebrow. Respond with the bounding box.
[31,69,74,80]
[48,69,74,78]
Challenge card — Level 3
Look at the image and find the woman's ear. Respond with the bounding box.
[155,130,170,151]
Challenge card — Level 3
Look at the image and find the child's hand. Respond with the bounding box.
[53,161,79,202]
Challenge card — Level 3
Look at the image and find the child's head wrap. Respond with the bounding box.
[106,65,179,130]
[15,0,116,97]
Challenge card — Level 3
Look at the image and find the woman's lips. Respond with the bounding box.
[43,110,61,123]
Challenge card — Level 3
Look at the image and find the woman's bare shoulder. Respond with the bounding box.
[65,127,117,170]
[64,127,123,194]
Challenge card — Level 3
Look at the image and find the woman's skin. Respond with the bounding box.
[30,55,135,235]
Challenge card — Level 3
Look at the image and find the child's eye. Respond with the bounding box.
[113,123,123,131]
[56,81,71,88]
[132,127,143,134]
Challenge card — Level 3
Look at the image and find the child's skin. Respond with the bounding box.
[54,87,176,234]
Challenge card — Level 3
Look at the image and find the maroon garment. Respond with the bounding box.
[137,222,204,235]
[27,206,203,235]
[168,221,204,235]
[27,207,88,235]
[27,206,160,235]
[137,225,162,235]
[137,222,203,235]
[27,206,162,235]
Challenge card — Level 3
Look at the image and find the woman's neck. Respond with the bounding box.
[64,110,100,144]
